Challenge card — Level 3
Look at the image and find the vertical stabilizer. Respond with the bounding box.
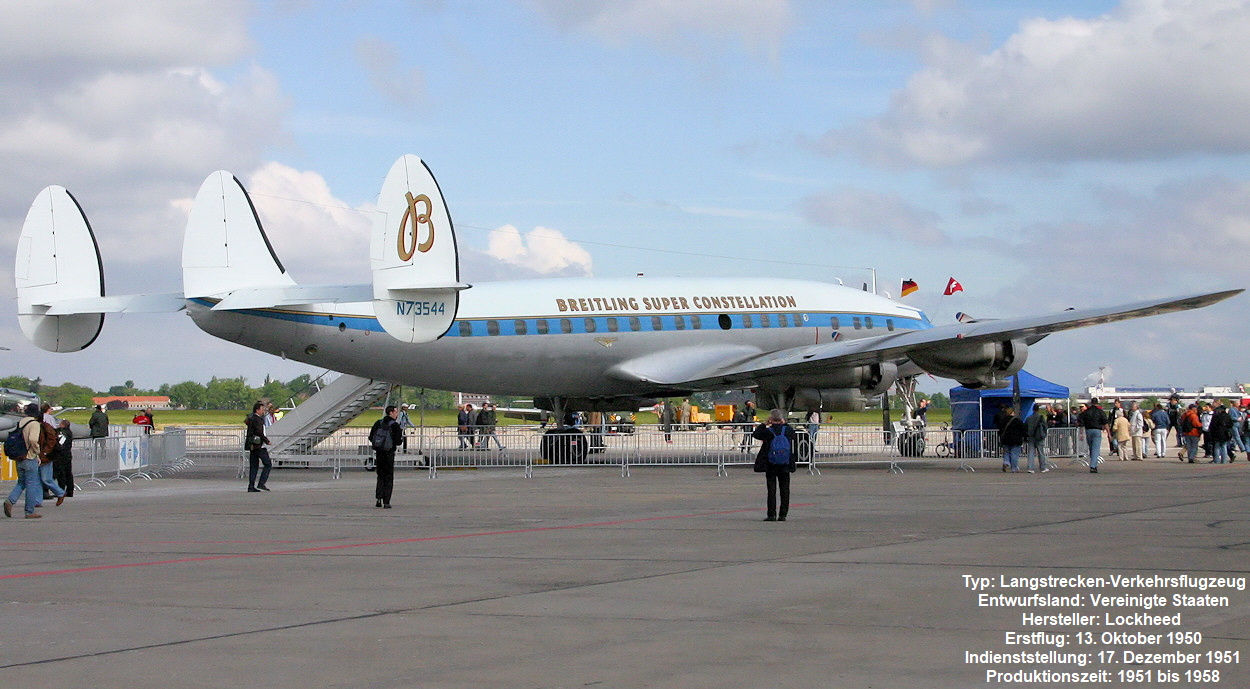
[15,186,105,352]
[182,171,295,299]
[370,155,466,343]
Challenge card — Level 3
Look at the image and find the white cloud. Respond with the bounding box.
[822,0,1250,166]
[1004,176,1250,296]
[801,187,947,245]
[0,1,251,77]
[528,0,793,59]
[482,224,594,277]
[0,0,297,388]
[241,163,376,284]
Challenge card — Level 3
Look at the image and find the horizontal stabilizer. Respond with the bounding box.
[16,186,106,352]
[45,293,186,315]
[211,284,375,311]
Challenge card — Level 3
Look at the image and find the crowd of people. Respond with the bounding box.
[995,395,1249,474]
[4,403,74,519]
[456,403,503,450]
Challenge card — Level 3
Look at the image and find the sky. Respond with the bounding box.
[1,0,1247,396]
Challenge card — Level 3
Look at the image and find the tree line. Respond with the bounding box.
[0,374,472,411]
[3,372,952,413]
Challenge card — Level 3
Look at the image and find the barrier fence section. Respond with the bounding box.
[74,428,191,488]
[178,423,1086,480]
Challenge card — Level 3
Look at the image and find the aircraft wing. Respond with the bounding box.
[657,289,1242,389]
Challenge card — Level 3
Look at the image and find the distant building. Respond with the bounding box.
[1082,385,1246,405]
[455,393,492,408]
[92,395,175,411]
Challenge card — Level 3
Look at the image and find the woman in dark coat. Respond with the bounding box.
[752,408,797,522]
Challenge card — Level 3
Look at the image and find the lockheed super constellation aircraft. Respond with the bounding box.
[15,155,1241,421]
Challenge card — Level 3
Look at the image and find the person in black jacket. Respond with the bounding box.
[1209,403,1234,464]
[1079,398,1110,473]
[50,420,74,497]
[244,401,271,492]
[752,408,797,522]
[370,406,404,508]
[998,406,1026,473]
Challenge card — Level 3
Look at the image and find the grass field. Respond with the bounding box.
[58,407,953,429]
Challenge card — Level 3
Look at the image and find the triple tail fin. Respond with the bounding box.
[15,186,105,352]
[182,171,296,300]
[370,155,468,343]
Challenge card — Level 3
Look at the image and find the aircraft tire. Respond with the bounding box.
[540,428,589,464]
[897,431,926,457]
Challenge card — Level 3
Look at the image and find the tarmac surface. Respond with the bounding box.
[1,455,1247,688]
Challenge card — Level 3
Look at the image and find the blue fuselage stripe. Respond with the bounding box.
[188,298,931,337]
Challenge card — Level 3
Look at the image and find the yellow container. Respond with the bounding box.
[1,452,15,482]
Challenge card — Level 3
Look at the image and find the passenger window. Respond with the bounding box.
[560,318,572,334]
[514,319,528,335]
[537,319,550,335]
[887,319,895,331]
[651,316,663,331]
[674,316,685,330]
[458,321,472,337]
[761,314,772,328]
[743,314,753,328]
[487,320,500,336]
[830,317,840,330]
[718,314,732,330]
[865,316,874,329]
[629,317,641,332]
[690,315,702,330]
[584,318,597,333]
[852,317,861,330]
[607,317,619,332]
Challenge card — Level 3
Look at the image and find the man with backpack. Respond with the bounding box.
[752,409,797,522]
[369,406,403,509]
[4,403,47,518]
[998,406,1026,473]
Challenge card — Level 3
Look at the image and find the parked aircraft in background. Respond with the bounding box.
[14,155,1241,425]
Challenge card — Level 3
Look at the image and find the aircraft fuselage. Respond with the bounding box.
[189,276,931,398]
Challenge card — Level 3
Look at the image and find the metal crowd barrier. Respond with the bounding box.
[73,428,192,488]
[176,423,1085,480]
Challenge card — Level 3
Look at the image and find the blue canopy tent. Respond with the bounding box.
[950,370,1069,431]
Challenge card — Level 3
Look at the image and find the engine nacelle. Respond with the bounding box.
[908,339,1028,389]
[757,362,898,411]
[791,388,869,412]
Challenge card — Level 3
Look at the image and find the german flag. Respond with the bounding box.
[900,279,918,297]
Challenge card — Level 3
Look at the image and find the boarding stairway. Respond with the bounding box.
[267,374,395,456]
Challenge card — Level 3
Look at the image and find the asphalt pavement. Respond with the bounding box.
[1,455,1246,688]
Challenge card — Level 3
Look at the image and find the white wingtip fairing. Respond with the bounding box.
[370,155,467,344]
[15,186,105,352]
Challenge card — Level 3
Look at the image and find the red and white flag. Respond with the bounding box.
[943,277,963,296]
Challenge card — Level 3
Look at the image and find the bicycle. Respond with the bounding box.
[934,424,956,457]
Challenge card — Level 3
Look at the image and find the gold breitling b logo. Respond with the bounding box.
[397,191,435,261]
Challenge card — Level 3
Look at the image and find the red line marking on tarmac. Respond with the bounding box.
[0,506,811,580]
